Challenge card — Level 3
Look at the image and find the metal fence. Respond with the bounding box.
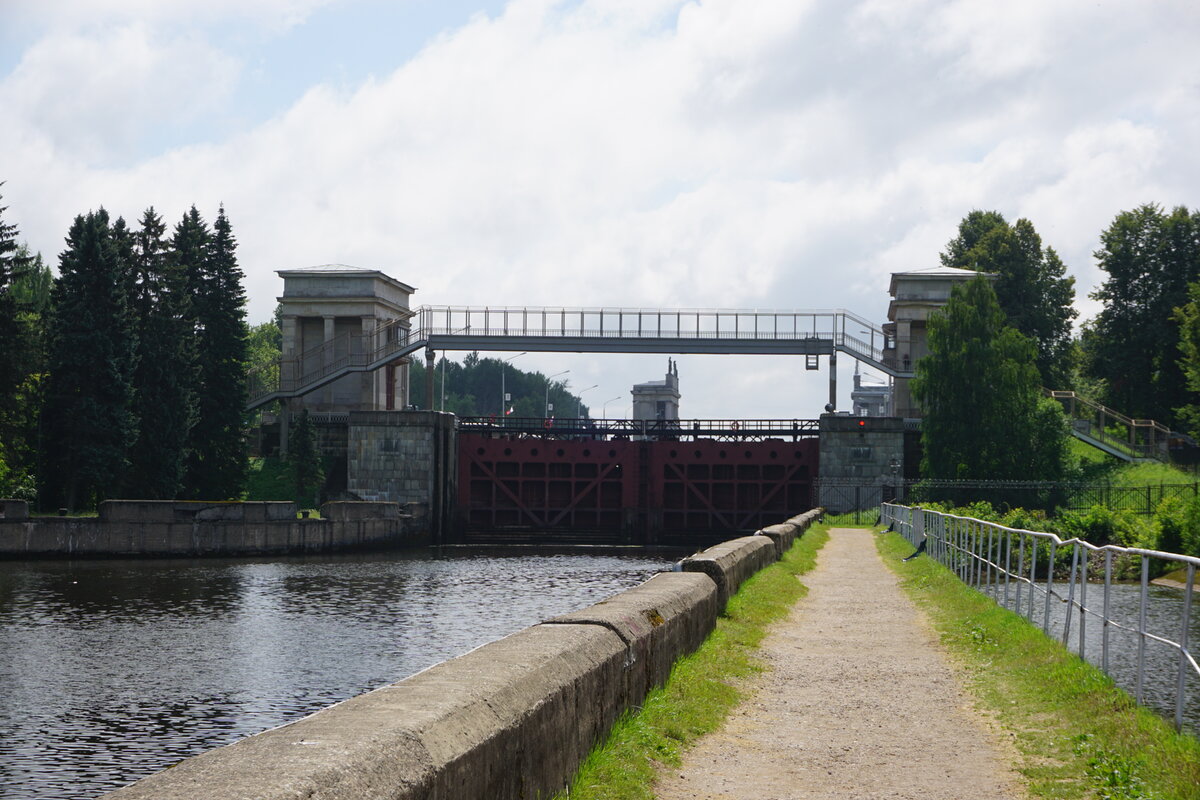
[819,478,1200,517]
[881,503,1199,732]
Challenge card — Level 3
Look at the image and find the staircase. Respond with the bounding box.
[1045,390,1178,463]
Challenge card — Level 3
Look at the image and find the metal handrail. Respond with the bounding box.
[246,305,907,409]
[1045,389,1177,462]
[456,416,820,440]
[882,503,1198,732]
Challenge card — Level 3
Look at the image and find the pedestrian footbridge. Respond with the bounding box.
[247,305,908,411]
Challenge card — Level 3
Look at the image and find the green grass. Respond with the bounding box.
[1109,460,1198,487]
[554,524,831,800]
[1071,437,1118,467]
[245,457,293,502]
[877,530,1200,799]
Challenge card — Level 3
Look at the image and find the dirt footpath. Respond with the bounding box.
[654,527,1025,800]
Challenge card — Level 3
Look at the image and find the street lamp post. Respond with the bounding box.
[576,384,598,419]
[440,326,470,411]
[500,352,526,415]
[545,370,570,417]
[601,396,622,419]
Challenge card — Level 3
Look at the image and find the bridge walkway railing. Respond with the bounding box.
[1045,390,1180,463]
[248,305,909,410]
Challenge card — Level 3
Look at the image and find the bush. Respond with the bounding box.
[1055,505,1142,548]
[1154,496,1186,555]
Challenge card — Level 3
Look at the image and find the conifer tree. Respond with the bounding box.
[0,185,34,496]
[0,186,30,408]
[125,208,197,498]
[912,276,1067,483]
[41,210,139,510]
[288,409,324,508]
[180,205,248,499]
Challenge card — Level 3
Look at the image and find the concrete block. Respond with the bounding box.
[321,501,401,521]
[0,500,28,520]
[545,572,718,701]
[681,535,777,609]
[99,501,176,523]
[102,624,626,800]
[756,522,797,558]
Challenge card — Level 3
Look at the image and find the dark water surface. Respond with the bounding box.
[0,547,679,799]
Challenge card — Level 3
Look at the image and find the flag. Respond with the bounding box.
[505,406,514,416]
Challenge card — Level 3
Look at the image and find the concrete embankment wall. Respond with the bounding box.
[0,499,427,558]
[102,508,823,800]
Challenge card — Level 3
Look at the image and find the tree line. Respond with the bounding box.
[0,185,248,510]
[913,204,1200,484]
[409,352,591,419]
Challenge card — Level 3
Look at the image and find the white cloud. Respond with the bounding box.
[3,0,1200,417]
[0,22,239,164]
[4,0,335,32]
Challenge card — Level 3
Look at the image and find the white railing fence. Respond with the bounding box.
[881,503,1198,732]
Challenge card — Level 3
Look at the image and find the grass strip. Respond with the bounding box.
[877,530,1200,800]
[556,524,831,800]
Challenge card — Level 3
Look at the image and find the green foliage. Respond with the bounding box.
[244,457,293,502]
[125,208,197,499]
[1154,496,1187,556]
[912,275,1069,485]
[180,205,248,499]
[41,209,140,510]
[942,210,1077,387]
[287,410,324,508]
[1056,505,1142,548]
[1087,204,1200,428]
[1174,280,1200,438]
[410,353,592,418]
[0,191,46,501]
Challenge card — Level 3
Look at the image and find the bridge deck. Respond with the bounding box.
[248,305,910,410]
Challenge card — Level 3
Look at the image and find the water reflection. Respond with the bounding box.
[0,547,678,799]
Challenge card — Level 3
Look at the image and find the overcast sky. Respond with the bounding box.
[2,0,1198,419]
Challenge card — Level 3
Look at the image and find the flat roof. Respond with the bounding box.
[889,266,995,296]
[277,265,417,295]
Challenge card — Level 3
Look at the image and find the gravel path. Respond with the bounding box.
[654,527,1025,800]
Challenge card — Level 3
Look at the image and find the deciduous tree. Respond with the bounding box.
[941,210,1076,388]
[1087,204,1200,425]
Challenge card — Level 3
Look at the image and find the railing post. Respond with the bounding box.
[1028,539,1038,622]
[1015,533,1026,616]
[1136,555,1149,704]
[1103,550,1113,675]
[1043,541,1057,635]
[1078,548,1089,663]
[1063,543,1079,646]
[1175,564,1195,732]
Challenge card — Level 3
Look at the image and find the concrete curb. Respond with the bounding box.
[105,623,629,800]
[546,571,719,703]
[680,535,778,609]
[756,508,824,558]
[101,513,821,800]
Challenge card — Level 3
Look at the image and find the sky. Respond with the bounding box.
[2,0,1199,419]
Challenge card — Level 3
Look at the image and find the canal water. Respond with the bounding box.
[0,548,680,799]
